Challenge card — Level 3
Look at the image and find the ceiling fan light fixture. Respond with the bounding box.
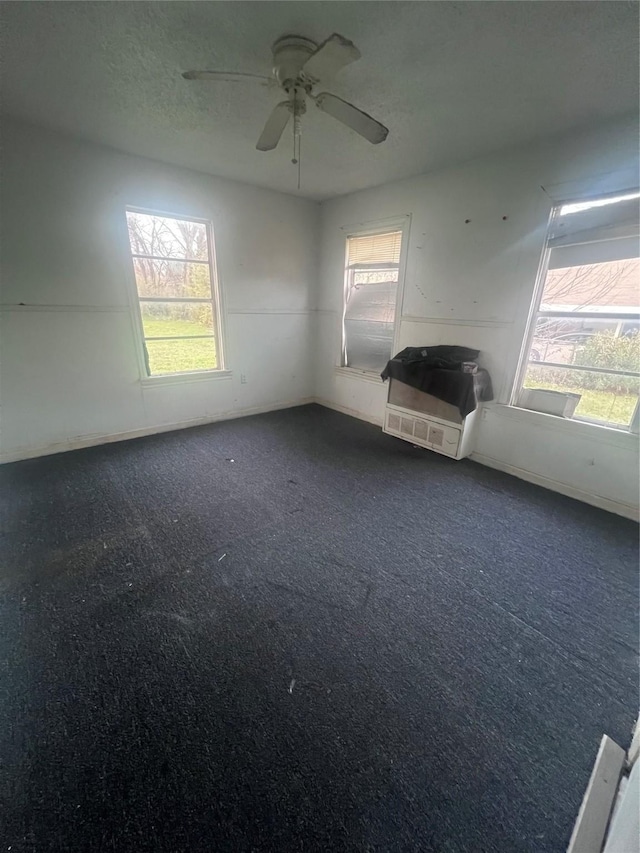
[182,30,389,184]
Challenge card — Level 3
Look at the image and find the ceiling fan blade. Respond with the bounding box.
[256,101,291,151]
[182,70,274,87]
[315,93,388,144]
[301,33,361,82]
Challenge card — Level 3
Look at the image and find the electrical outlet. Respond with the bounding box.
[240,373,247,385]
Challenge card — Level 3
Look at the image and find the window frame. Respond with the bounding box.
[512,192,640,433]
[338,216,410,377]
[125,206,228,382]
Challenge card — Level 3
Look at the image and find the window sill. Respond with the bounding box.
[489,403,638,449]
[141,369,232,388]
[334,366,384,384]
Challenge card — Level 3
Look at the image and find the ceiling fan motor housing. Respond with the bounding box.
[272,35,317,91]
[183,32,388,155]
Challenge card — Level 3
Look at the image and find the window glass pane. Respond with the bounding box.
[345,321,395,372]
[522,363,639,427]
[551,196,639,239]
[548,236,639,269]
[126,211,208,260]
[132,258,212,299]
[540,258,639,313]
[141,302,214,338]
[345,271,399,322]
[560,191,640,216]
[528,317,640,372]
[517,192,639,428]
[145,338,217,375]
[345,269,398,372]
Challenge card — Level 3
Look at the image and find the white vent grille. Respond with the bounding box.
[384,405,464,459]
[429,426,445,447]
[388,413,401,432]
[413,419,429,441]
[400,417,415,436]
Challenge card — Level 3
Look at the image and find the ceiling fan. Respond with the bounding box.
[182,33,389,153]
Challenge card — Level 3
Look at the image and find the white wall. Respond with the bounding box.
[2,116,638,519]
[316,118,640,519]
[0,118,319,461]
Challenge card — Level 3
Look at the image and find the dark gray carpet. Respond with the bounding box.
[0,403,637,852]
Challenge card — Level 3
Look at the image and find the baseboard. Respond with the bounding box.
[314,399,639,521]
[0,397,315,464]
[6,398,638,523]
[314,397,384,428]
[471,451,639,522]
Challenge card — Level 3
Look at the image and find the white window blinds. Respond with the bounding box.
[346,231,402,268]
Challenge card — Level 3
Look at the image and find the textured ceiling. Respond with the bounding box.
[1,2,638,200]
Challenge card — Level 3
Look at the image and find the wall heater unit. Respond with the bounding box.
[383,379,480,460]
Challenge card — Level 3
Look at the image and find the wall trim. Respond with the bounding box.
[5,389,636,522]
[315,399,638,520]
[471,451,639,522]
[227,308,312,315]
[1,397,314,464]
[400,315,512,327]
[2,306,314,316]
[314,397,384,427]
[1,303,130,313]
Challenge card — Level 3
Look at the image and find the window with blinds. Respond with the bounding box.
[343,230,403,372]
[516,191,640,431]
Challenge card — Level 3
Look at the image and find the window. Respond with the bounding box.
[125,209,223,377]
[342,229,403,373]
[516,191,640,430]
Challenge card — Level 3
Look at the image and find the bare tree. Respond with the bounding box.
[536,259,639,339]
[126,213,210,302]
[543,259,638,308]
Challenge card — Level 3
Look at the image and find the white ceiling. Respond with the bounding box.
[1,2,638,200]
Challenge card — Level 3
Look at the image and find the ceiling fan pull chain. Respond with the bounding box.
[290,88,302,188]
[291,89,299,165]
[292,117,297,165]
